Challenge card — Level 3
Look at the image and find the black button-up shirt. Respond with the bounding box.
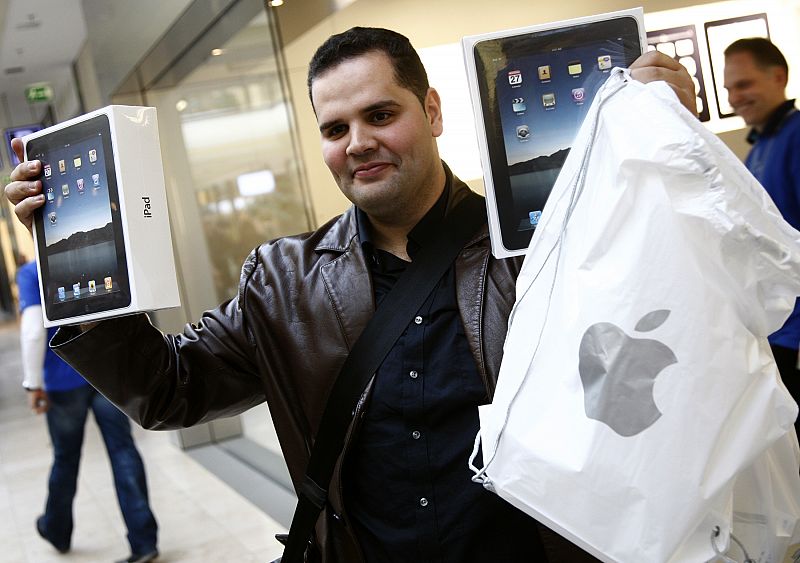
[344,180,546,563]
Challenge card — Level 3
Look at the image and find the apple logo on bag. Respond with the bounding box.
[578,310,677,437]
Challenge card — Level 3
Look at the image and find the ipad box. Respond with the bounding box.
[23,105,180,327]
[462,8,646,258]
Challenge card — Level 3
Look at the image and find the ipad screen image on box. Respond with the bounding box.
[29,114,131,321]
[473,16,642,252]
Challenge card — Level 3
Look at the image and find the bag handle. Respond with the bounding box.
[282,191,487,563]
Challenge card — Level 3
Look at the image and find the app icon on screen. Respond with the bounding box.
[538,65,551,80]
[512,97,526,113]
[529,210,542,226]
[597,55,612,70]
[508,69,523,85]
[58,160,66,173]
[46,188,54,202]
[88,149,97,163]
[572,88,586,103]
[104,277,113,290]
[92,173,101,187]
[568,61,583,75]
[57,287,66,301]
[72,283,81,297]
[516,125,531,141]
[542,93,556,108]
[88,280,97,294]
[73,155,82,168]
[44,164,52,178]
[77,178,85,193]
[61,184,70,197]
[48,212,57,225]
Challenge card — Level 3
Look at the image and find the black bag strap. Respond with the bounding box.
[282,192,487,562]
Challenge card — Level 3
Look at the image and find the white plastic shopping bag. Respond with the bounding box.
[470,69,800,563]
[729,432,800,562]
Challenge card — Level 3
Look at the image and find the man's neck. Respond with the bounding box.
[757,98,791,132]
[366,167,447,261]
[369,221,415,261]
[749,98,794,141]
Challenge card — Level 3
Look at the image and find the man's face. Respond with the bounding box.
[311,51,444,223]
[724,51,787,129]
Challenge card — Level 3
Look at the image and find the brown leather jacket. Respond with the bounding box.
[52,170,595,562]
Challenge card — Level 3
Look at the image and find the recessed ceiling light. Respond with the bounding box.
[269,0,284,6]
[175,99,188,112]
[211,48,225,56]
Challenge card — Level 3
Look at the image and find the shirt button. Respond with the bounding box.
[411,430,421,440]
[409,370,419,379]
[419,497,429,507]
[414,315,423,325]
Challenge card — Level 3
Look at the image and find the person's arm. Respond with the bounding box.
[50,300,266,430]
[6,139,266,430]
[19,304,49,414]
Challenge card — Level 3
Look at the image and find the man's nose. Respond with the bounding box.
[727,89,741,108]
[346,124,377,156]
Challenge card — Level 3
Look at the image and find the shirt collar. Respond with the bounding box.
[356,162,451,261]
[747,99,797,144]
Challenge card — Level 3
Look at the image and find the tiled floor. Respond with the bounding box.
[0,321,286,563]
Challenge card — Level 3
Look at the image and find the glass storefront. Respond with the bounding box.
[146,10,312,306]
[114,5,311,460]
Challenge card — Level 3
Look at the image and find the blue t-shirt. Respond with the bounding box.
[746,103,800,351]
[16,261,87,392]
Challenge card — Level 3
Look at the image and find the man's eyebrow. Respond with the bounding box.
[318,99,400,132]
[362,99,400,113]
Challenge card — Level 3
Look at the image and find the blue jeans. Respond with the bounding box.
[41,384,158,555]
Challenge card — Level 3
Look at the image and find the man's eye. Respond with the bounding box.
[372,111,391,122]
[326,125,346,137]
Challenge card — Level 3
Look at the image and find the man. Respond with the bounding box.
[16,259,159,563]
[6,27,693,562]
[724,38,800,433]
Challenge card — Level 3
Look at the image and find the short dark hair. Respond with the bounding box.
[725,37,789,75]
[307,27,430,108]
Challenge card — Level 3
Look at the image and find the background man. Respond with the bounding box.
[6,27,693,563]
[16,259,158,563]
[724,38,800,433]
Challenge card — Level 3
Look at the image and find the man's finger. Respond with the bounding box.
[4,138,42,233]
[5,178,42,205]
[630,50,682,72]
[629,64,696,117]
[11,137,24,163]
[9,159,40,183]
[12,193,45,231]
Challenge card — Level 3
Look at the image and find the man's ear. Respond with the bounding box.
[425,87,444,138]
[772,66,789,89]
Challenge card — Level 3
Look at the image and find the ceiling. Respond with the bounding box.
[0,0,86,128]
[0,0,342,138]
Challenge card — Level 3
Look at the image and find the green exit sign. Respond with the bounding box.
[25,83,53,103]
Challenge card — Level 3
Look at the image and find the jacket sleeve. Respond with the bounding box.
[50,295,266,430]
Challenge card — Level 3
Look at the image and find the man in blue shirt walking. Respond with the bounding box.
[17,260,159,563]
[725,38,800,433]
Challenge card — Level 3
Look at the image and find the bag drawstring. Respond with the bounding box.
[469,68,630,487]
[710,526,755,563]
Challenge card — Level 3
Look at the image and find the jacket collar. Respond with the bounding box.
[315,161,487,253]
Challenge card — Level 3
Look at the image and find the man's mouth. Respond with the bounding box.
[352,162,392,179]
